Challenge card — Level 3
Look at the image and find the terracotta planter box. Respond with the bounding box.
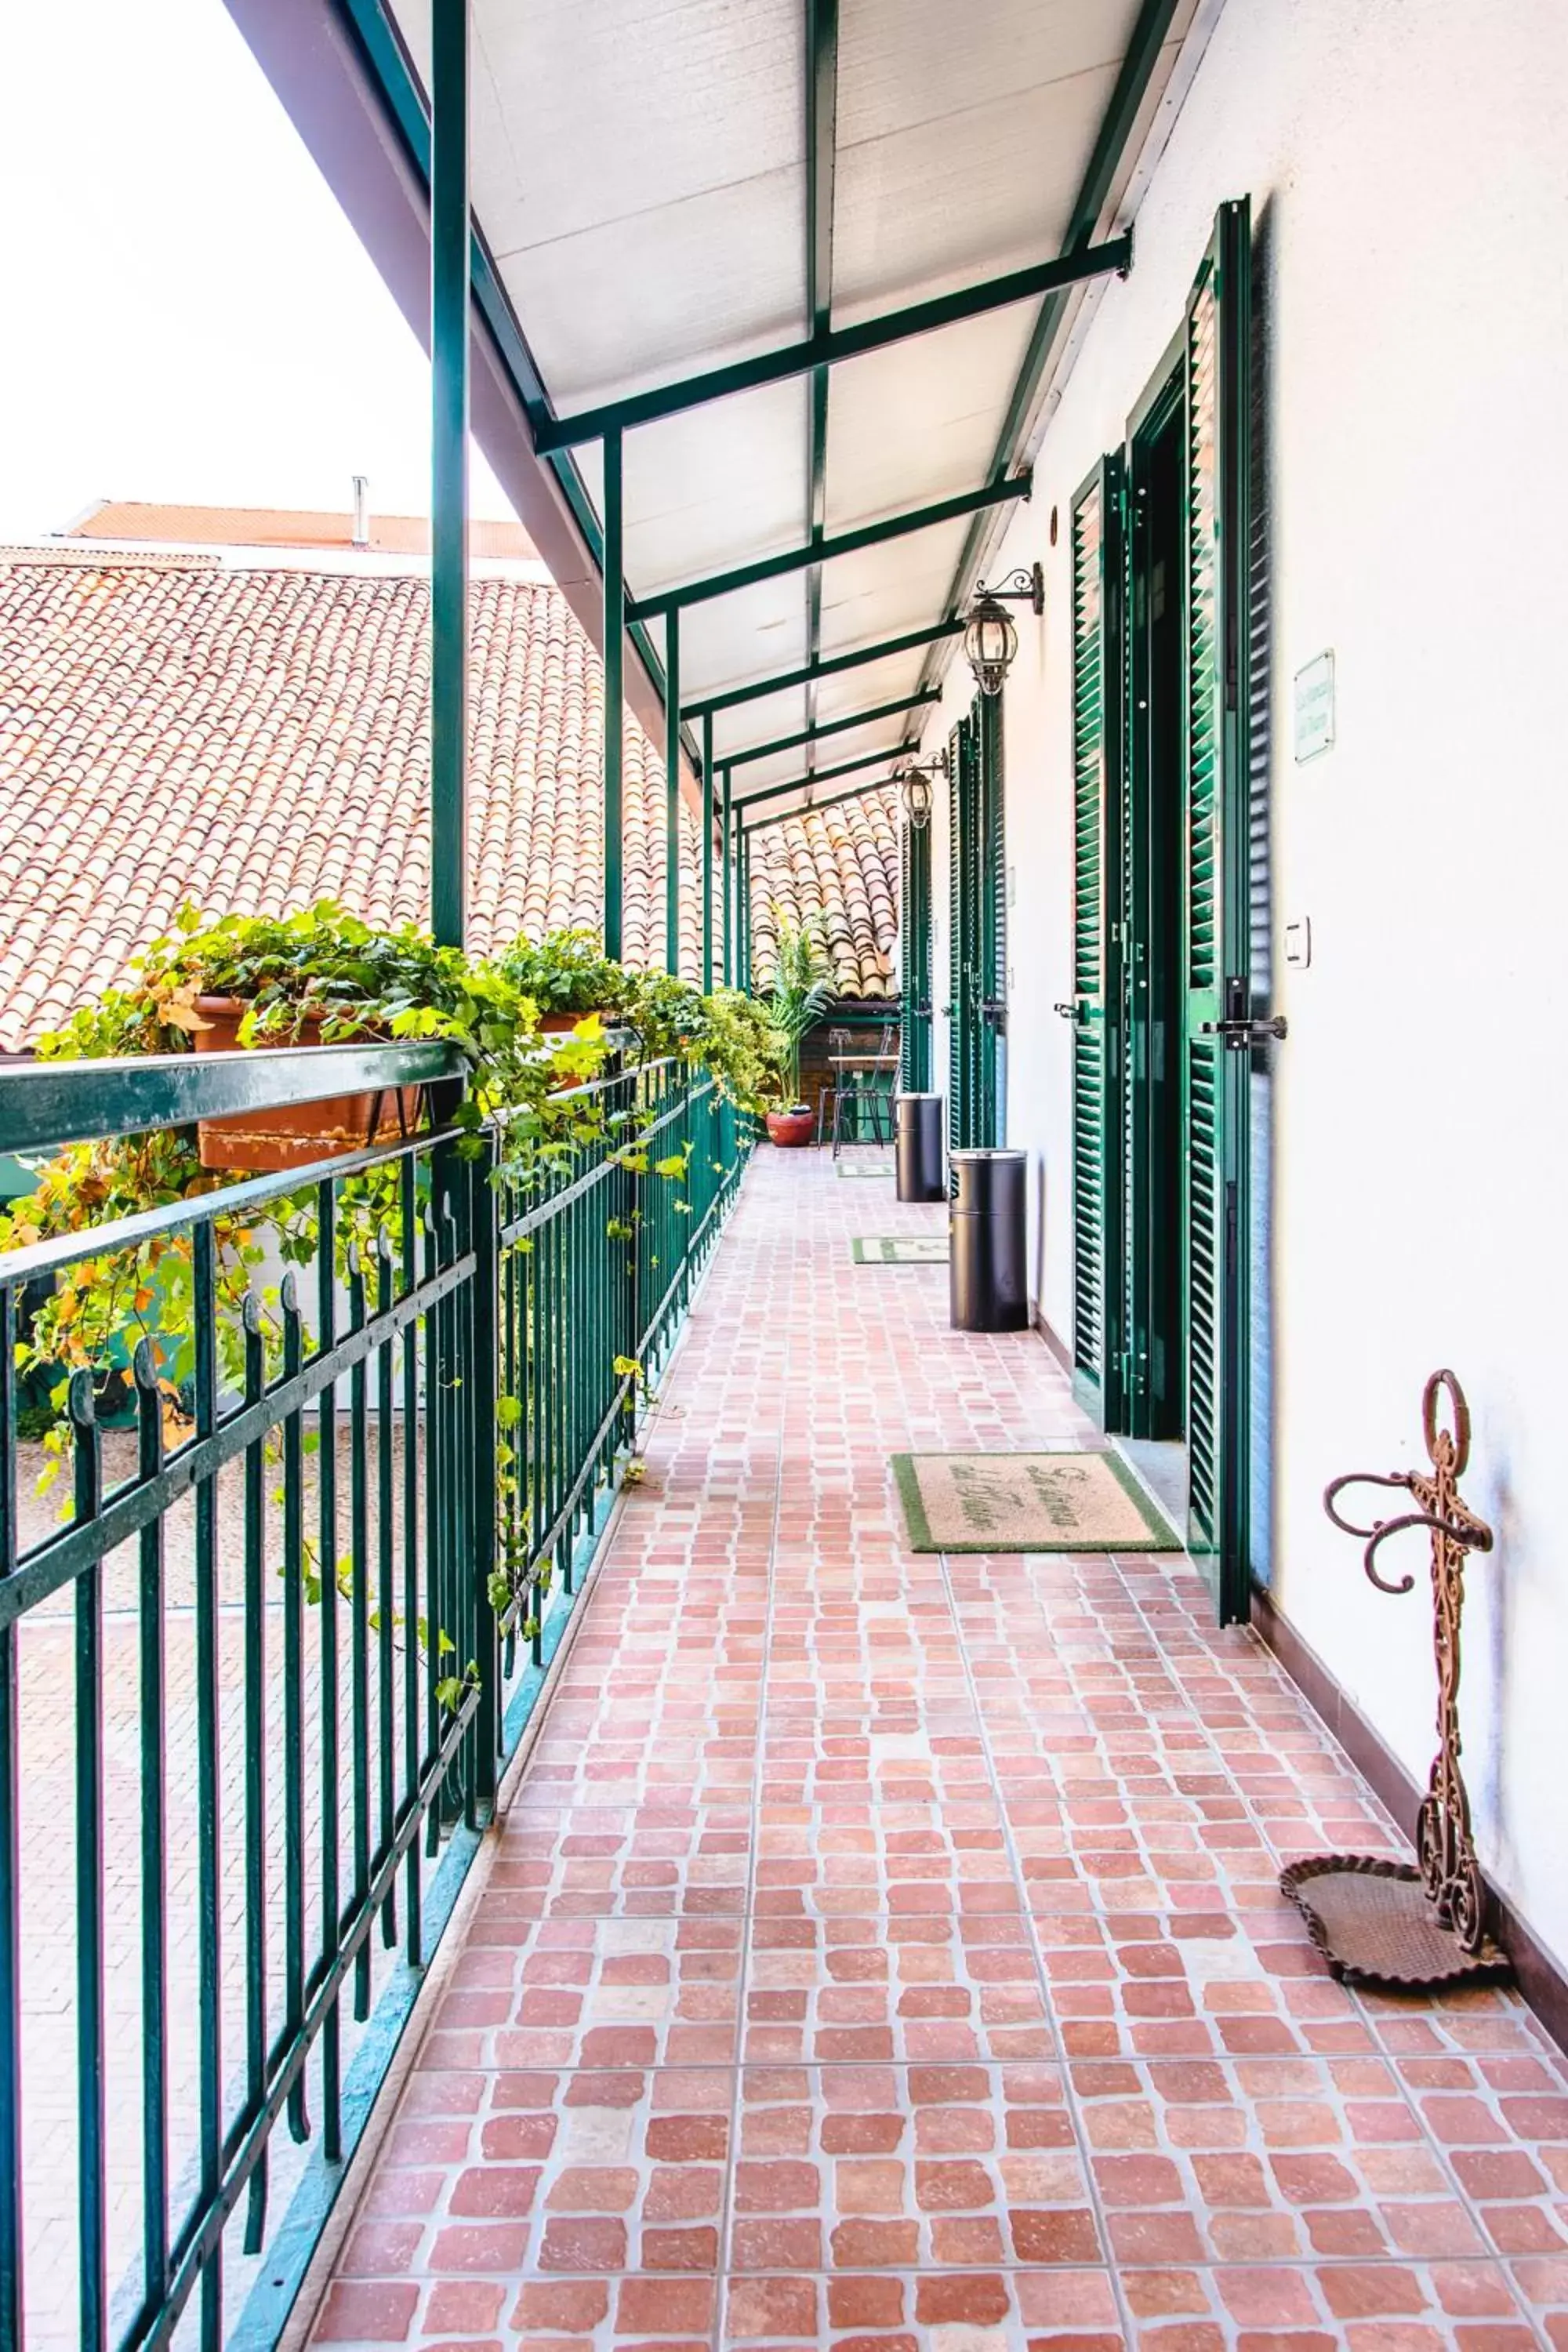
[192,996,424,1174]
[765,1107,815,1149]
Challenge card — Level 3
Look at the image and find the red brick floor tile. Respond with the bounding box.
[298,1152,1566,2349]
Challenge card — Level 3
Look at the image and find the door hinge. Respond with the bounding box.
[1201,977,1286,1050]
[1200,1014,1287,1050]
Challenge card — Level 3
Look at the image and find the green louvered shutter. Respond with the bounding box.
[977,694,1006,1145]
[1069,458,1126,1420]
[1183,198,1253,1619]
[947,716,981,1163]
[900,818,932,1089]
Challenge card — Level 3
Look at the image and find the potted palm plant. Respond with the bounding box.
[761,910,830,1147]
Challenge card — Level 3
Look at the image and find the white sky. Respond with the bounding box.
[0,0,514,540]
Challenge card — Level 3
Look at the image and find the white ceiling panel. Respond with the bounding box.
[493,171,806,407]
[818,516,973,655]
[573,388,803,611]
[713,685,811,765]
[392,0,800,248]
[812,649,929,728]
[623,384,808,596]
[837,0,1140,148]
[823,309,1036,529]
[390,0,807,404]
[833,58,1125,319]
[676,572,808,702]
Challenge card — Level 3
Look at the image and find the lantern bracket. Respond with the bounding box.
[972,562,1044,615]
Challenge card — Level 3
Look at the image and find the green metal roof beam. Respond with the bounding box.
[925,0,1180,687]
[733,741,914,811]
[742,774,904,833]
[725,689,938,770]
[804,0,839,763]
[535,238,1131,452]
[681,620,963,722]
[628,474,1030,622]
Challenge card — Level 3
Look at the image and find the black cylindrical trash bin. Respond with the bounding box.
[949,1149,1028,1332]
[895,1092,945,1203]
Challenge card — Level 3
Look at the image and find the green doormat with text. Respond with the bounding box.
[836,1160,895,1178]
[852,1236,949,1264]
[892,1450,1178,1552]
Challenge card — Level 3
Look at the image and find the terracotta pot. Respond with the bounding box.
[765,1107,815,1149]
[192,997,424,1174]
[537,1008,613,1033]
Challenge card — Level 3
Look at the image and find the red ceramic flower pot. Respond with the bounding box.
[765,1107,815,1149]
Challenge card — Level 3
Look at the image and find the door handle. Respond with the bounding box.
[1053,1001,1077,1020]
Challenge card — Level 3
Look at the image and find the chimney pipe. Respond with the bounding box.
[351,475,370,548]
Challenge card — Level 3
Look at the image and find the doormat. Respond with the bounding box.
[892,1450,1179,1552]
[837,1160,895,1178]
[852,1236,949,1265]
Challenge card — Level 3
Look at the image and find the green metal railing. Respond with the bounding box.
[0,1043,747,2350]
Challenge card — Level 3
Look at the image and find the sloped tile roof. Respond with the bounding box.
[747,788,899,1000]
[0,553,702,1050]
[71,500,538,559]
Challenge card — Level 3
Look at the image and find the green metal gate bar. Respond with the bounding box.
[0,1042,748,2350]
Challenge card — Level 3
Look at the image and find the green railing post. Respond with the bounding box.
[70,1371,105,2350]
[603,423,625,960]
[720,765,732,985]
[0,1288,20,2347]
[430,0,470,953]
[665,607,681,975]
[470,1131,499,1810]
[702,710,714,992]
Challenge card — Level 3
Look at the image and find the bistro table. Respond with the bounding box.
[826,1048,900,1156]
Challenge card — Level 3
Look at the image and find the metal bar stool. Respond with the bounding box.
[816,1028,851,1148]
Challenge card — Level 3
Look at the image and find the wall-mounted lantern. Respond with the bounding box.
[964,561,1044,696]
[898,749,948,829]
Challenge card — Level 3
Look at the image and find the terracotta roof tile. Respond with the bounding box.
[0,556,701,1050]
[748,788,899,999]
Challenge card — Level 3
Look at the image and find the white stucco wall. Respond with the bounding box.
[917,0,1568,1969]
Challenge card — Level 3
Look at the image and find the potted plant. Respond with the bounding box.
[760,910,830,1147]
[500,927,628,1033]
[36,902,573,1175]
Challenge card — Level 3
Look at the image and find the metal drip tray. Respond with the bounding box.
[1281,1856,1509,1991]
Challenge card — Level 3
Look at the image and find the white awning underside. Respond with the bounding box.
[390,0,1198,825]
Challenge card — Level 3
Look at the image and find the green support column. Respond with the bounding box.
[739,830,751,992]
[702,712,714,993]
[664,608,681,975]
[602,425,624,960]
[430,0,470,950]
[720,766,732,985]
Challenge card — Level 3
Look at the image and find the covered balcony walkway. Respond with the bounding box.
[307,1149,1563,2351]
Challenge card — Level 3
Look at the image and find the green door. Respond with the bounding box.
[900,816,933,1090]
[1182,197,1254,1618]
[1068,457,1126,1423]
[947,699,1005,1163]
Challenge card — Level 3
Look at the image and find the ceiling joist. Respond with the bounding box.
[681,620,962,720]
[723,688,938,771]
[733,740,913,811]
[532,236,1132,453]
[628,474,1030,622]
